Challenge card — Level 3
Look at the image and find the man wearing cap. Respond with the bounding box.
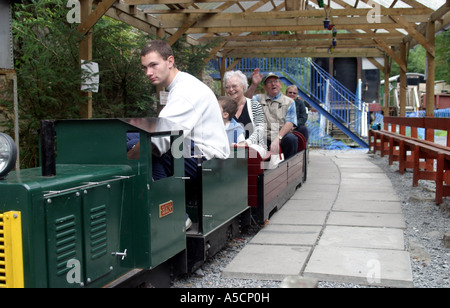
[247,71,298,160]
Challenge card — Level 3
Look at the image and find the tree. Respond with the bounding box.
[383,30,449,82]
[91,17,157,118]
[7,0,86,168]
[435,30,450,83]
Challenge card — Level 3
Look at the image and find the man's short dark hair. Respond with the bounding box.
[141,40,174,60]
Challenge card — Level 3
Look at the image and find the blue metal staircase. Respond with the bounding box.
[208,57,369,148]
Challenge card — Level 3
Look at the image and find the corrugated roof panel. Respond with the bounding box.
[413,0,446,10]
[254,0,285,12]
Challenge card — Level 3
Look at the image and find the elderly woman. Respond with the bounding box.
[223,70,267,157]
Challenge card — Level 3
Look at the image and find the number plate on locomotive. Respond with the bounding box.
[159,200,173,218]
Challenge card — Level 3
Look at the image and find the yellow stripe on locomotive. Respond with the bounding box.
[0,211,24,288]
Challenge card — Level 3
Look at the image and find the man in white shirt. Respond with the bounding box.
[130,40,230,180]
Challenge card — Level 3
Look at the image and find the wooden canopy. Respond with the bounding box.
[77,0,449,117]
[79,0,450,58]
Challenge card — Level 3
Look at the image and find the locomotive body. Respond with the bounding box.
[0,118,189,287]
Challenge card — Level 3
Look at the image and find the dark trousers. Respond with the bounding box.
[152,141,205,181]
[268,133,298,160]
[295,125,309,143]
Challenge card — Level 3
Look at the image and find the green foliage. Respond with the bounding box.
[92,17,157,118]
[435,30,450,83]
[385,30,449,83]
[7,0,86,168]
[407,45,426,75]
[172,37,219,78]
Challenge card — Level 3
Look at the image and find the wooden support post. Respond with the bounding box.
[399,43,407,117]
[155,28,166,115]
[220,57,226,96]
[384,54,390,116]
[426,21,436,117]
[79,0,93,119]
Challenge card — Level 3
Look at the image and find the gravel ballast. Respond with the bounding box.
[172,150,450,288]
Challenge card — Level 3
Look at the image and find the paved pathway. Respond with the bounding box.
[223,151,413,287]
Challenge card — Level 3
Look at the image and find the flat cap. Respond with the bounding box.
[263,72,279,84]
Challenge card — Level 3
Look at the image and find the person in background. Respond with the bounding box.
[247,72,298,160]
[286,85,309,142]
[223,70,267,157]
[218,96,246,145]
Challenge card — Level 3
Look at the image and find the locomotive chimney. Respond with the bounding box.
[40,120,56,177]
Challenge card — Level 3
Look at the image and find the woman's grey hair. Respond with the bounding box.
[223,70,249,92]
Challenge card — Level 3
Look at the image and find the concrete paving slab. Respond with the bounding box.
[339,167,385,173]
[333,199,403,214]
[334,158,376,164]
[307,161,336,169]
[305,161,340,183]
[222,244,312,281]
[303,246,413,288]
[269,210,329,226]
[340,178,393,186]
[327,211,406,229]
[318,226,405,250]
[339,182,397,193]
[298,182,340,193]
[307,167,338,174]
[336,191,400,202]
[306,177,340,186]
[342,172,390,179]
[251,224,322,246]
[333,158,377,164]
[332,152,371,159]
[308,163,337,170]
[291,189,338,201]
[283,198,334,211]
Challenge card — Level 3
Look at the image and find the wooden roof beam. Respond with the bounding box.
[155,7,432,20]
[226,47,384,58]
[185,22,426,34]
[167,20,197,45]
[391,15,434,56]
[160,16,430,30]
[367,57,385,71]
[199,31,405,42]
[78,0,117,35]
[373,38,407,72]
[223,37,401,48]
